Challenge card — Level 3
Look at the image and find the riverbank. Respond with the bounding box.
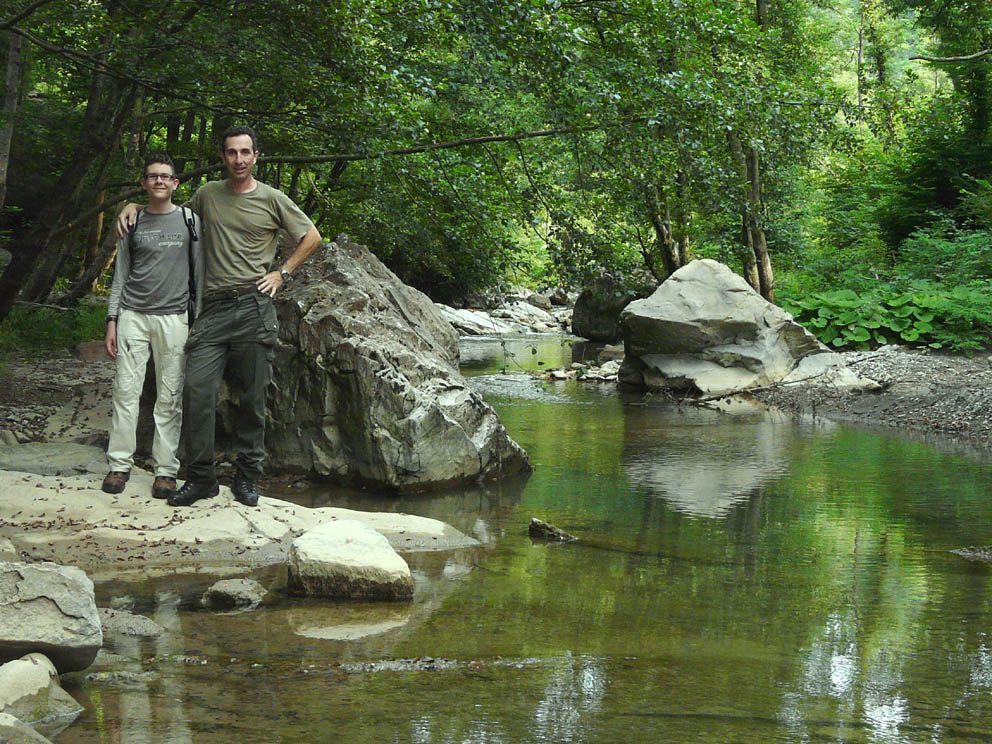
[4,344,991,460]
[749,345,992,453]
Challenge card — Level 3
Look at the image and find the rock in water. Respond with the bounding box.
[0,711,55,743]
[201,579,267,610]
[619,259,825,396]
[529,518,578,542]
[266,234,531,489]
[288,520,414,601]
[0,653,83,738]
[0,562,102,673]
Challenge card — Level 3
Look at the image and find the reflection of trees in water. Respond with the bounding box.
[533,654,607,743]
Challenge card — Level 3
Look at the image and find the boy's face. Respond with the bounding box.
[141,163,178,200]
[221,134,258,183]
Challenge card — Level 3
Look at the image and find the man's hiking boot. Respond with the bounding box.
[167,479,219,507]
[152,476,177,500]
[232,473,260,507]
[102,471,129,494]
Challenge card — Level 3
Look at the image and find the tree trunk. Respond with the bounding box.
[727,130,761,292]
[0,75,135,321]
[63,227,118,305]
[125,92,144,174]
[0,31,22,212]
[81,188,104,272]
[746,146,774,301]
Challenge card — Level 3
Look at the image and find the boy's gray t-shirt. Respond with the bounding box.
[107,208,202,317]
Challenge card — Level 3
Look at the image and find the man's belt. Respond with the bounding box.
[203,283,260,302]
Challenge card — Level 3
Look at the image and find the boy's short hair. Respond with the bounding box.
[143,153,176,178]
[220,125,259,152]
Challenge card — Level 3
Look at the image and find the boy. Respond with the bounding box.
[103,153,203,499]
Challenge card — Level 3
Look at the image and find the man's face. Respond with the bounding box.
[222,134,258,183]
[141,163,178,200]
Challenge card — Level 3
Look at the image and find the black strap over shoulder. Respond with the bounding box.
[182,206,198,323]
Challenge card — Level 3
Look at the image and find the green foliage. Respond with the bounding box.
[0,304,105,356]
[780,282,992,352]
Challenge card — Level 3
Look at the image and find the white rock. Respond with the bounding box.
[288,520,414,600]
[0,563,102,673]
[0,653,83,737]
[434,304,521,336]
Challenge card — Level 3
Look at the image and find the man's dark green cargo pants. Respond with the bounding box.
[182,286,278,483]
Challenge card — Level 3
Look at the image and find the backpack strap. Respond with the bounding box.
[126,208,142,265]
[182,206,198,323]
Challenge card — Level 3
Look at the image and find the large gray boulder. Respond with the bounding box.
[619,259,825,395]
[0,653,83,738]
[267,235,530,489]
[572,275,654,342]
[288,520,414,601]
[0,563,102,674]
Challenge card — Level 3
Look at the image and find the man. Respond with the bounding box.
[104,153,202,501]
[119,126,321,508]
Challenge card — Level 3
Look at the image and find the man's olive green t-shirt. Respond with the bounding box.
[189,179,314,292]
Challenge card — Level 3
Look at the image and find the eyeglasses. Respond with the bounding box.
[143,173,176,181]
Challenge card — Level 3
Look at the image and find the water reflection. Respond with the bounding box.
[622,401,793,518]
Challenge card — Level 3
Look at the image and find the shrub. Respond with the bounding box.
[779,281,992,353]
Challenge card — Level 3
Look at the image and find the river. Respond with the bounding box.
[60,335,992,743]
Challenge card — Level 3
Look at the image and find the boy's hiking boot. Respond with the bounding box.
[152,476,177,500]
[102,471,129,494]
[167,479,219,507]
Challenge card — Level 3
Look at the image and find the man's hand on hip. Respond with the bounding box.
[256,270,284,298]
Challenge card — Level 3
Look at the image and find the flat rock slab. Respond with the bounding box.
[0,443,105,477]
[0,469,479,581]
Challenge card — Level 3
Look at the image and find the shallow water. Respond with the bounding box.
[59,335,992,743]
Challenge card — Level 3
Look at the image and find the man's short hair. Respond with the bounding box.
[143,153,176,178]
[220,125,259,152]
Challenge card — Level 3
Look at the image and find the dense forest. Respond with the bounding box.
[2,0,991,351]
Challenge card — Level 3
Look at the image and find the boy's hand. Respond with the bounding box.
[104,322,118,359]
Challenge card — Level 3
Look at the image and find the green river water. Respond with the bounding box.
[60,336,992,743]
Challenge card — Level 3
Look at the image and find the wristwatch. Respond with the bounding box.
[106,315,118,325]
[279,268,292,283]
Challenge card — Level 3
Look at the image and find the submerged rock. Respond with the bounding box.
[267,234,531,489]
[528,518,578,543]
[0,562,102,673]
[288,520,414,601]
[98,608,164,639]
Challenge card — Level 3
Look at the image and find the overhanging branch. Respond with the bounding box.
[910,49,992,63]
